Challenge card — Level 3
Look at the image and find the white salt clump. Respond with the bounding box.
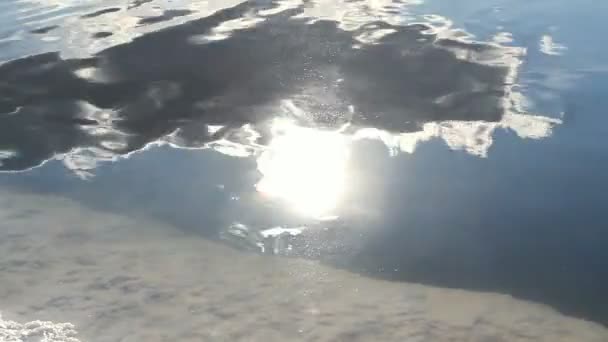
[0,314,81,342]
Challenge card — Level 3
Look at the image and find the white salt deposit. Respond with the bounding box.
[0,314,80,342]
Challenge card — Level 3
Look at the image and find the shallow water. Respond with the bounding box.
[2,190,608,341]
[1,0,607,341]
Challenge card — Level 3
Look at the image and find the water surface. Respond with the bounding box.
[1,0,607,340]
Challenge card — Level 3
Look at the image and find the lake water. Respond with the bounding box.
[1,0,607,341]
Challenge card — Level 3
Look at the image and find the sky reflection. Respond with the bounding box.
[3,0,608,331]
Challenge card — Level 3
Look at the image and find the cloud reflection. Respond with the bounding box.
[246,104,560,215]
[540,34,567,56]
[354,112,561,157]
[0,0,562,178]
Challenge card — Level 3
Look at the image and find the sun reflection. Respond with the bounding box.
[256,119,350,218]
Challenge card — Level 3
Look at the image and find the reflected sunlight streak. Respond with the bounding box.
[256,119,350,218]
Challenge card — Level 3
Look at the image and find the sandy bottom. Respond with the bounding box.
[0,190,607,342]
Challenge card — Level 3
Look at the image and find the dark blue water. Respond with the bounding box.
[1,0,607,337]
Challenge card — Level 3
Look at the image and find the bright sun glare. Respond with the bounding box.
[256,119,350,218]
